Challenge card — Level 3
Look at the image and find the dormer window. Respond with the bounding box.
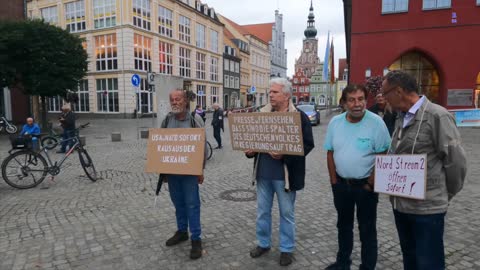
[210,9,215,19]
[196,1,201,11]
[203,5,209,15]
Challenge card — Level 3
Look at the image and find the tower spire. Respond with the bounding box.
[304,0,317,38]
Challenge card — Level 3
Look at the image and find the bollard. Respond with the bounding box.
[79,135,86,146]
[111,132,121,142]
[140,130,149,139]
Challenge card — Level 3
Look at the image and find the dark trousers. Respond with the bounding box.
[213,126,222,147]
[332,177,378,270]
[60,129,75,152]
[393,210,446,270]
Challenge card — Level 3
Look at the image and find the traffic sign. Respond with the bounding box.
[250,86,256,93]
[147,72,155,86]
[131,74,140,87]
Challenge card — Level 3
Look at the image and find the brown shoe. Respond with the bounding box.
[165,231,188,246]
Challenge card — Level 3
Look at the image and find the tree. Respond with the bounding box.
[0,19,88,128]
[365,76,384,97]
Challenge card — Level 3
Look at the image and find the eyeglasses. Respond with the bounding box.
[381,86,397,96]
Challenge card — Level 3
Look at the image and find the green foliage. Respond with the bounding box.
[0,19,88,97]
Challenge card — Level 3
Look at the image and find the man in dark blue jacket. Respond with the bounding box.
[245,78,314,267]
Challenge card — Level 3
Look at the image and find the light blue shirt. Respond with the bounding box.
[324,111,391,179]
[403,96,426,128]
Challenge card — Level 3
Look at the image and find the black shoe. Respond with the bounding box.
[56,150,66,154]
[325,261,351,270]
[279,252,293,266]
[165,231,189,246]
[249,246,270,258]
[214,146,222,149]
[190,240,202,259]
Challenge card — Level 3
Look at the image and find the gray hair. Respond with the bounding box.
[269,77,292,96]
[384,70,418,93]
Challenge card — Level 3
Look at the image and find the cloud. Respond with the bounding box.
[204,0,346,77]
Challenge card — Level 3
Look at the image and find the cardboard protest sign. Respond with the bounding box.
[374,154,427,200]
[228,112,304,156]
[145,128,205,175]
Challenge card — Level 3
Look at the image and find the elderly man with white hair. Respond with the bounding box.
[58,104,76,153]
[245,77,314,266]
[211,103,224,149]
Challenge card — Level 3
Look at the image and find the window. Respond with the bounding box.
[293,78,298,84]
[196,24,206,48]
[73,80,90,112]
[158,5,173,37]
[133,0,151,30]
[181,0,190,5]
[159,41,173,75]
[478,0,480,5]
[210,29,218,53]
[210,56,219,82]
[211,86,219,105]
[179,47,191,77]
[65,0,86,32]
[96,78,119,112]
[137,78,154,113]
[196,85,206,108]
[196,52,206,80]
[48,96,63,112]
[224,75,230,88]
[230,61,235,72]
[93,0,116,29]
[230,76,234,88]
[95,34,118,71]
[134,34,152,71]
[41,6,58,24]
[235,62,240,73]
[382,0,408,13]
[224,59,229,71]
[235,77,240,89]
[423,0,451,9]
[179,16,191,43]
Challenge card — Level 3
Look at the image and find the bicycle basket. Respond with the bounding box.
[10,135,33,150]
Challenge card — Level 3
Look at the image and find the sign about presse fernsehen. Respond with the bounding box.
[228,112,304,156]
[374,154,427,200]
[145,128,205,175]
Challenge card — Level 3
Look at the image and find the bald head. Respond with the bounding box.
[26,117,34,125]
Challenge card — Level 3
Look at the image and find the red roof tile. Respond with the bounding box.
[241,23,274,44]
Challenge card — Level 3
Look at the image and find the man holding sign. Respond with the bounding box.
[381,70,467,270]
[245,78,314,266]
[324,85,391,270]
[160,89,206,260]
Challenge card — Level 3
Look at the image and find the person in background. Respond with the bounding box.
[368,93,397,136]
[58,104,76,153]
[193,105,206,124]
[211,103,224,149]
[20,117,41,149]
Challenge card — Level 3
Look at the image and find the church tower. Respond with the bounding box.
[294,0,321,78]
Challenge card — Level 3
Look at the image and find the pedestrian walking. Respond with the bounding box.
[324,84,391,270]
[57,104,76,153]
[381,70,467,270]
[161,89,206,260]
[245,77,314,266]
[211,103,224,149]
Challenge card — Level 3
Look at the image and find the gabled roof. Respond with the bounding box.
[221,16,249,35]
[223,27,235,40]
[338,58,348,80]
[241,23,274,44]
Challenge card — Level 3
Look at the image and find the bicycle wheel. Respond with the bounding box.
[206,141,213,160]
[41,136,59,150]
[78,149,97,182]
[1,150,48,189]
[6,125,17,134]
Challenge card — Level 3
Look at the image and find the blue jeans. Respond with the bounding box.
[256,178,296,252]
[60,129,75,152]
[168,175,201,240]
[332,179,378,270]
[393,210,446,270]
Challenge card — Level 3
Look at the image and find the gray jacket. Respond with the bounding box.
[389,98,467,215]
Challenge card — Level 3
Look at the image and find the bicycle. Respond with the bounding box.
[40,125,63,150]
[1,123,97,189]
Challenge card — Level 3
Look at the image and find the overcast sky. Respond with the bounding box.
[203,0,346,77]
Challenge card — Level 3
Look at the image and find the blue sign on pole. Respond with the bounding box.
[250,86,256,93]
[131,74,140,87]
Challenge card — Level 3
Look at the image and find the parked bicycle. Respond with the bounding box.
[40,124,63,150]
[1,123,97,189]
[0,116,18,134]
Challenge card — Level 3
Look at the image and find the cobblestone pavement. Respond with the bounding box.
[0,112,479,270]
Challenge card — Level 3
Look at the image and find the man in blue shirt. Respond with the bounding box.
[324,85,391,270]
[20,117,41,136]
